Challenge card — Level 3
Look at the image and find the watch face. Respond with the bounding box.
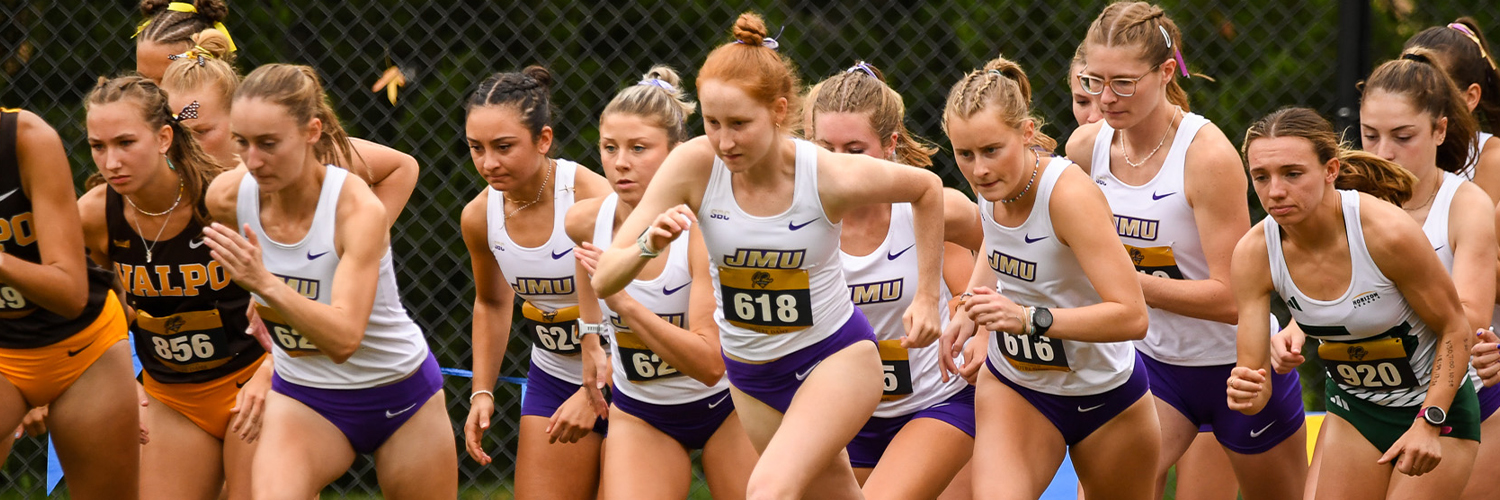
[1424,406,1446,424]
[1034,308,1053,328]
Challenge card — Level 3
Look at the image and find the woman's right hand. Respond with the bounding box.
[1226,366,1268,415]
[464,393,495,465]
[1473,329,1500,387]
[1269,326,1306,374]
[642,205,696,253]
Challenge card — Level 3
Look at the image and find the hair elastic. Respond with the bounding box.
[637,78,677,93]
[846,61,878,79]
[735,25,785,51]
[171,101,200,122]
[167,45,211,66]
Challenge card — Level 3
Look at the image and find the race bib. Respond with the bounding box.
[615,330,682,383]
[1319,337,1418,390]
[256,304,322,358]
[998,332,1071,372]
[877,339,913,401]
[520,302,582,355]
[718,267,813,334]
[1125,245,1184,280]
[136,308,233,372]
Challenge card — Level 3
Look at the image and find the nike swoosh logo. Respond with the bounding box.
[794,361,823,381]
[385,402,419,419]
[788,218,820,231]
[887,244,914,261]
[1250,422,1274,438]
[235,379,249,389]
[663,283,690,295]
[551,248,573,260]
[188,238,207,249]
[0,188,18,203]
[707,394,730,409]
[1024,234,1049,244]
[1077,403,1105,413]
[66,339,96,357]
[1434,245,1445,253]
[306,251,329,260]
[1151,191,1177,201]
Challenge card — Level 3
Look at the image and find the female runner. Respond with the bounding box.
[79,75,268,500]
[567,65,759,500]
[593,13,946,499]
[0,109,138,498]
[942,54,1156,500]
[459,65,612,499]
[1230,106,1480,499]
[806,60,982,500]
[202,63,455,498]
[133,0,233,84]
[1404,18,1500,198]
[1066,4,1307,498]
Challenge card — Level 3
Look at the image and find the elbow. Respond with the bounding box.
[1215,303,1240,325]
[325,331,366,364]
[53,295,89,320]
[692,362,727,387]
[591,274,621,299]
[1123,308,1150,341]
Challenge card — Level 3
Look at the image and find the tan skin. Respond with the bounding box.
[0,110,141,499]
[1068,58,1240,500]
[1068,43,1307,500]
[592,80,945,500]
[562,112,758,500]
[812,110,980,500]
[79,100,270,500]
[1230,136,1478,498]
[939,107,1157,500]
[135,40,179,84]
[202,98,456,499]
[459,105,611,500]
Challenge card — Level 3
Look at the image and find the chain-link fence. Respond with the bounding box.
[1,0,1495,497]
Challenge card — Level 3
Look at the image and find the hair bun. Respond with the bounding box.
[193,0,229,23]
[643,65,684,91]
[732,12,768,46]
[139,0,171,17]
[522,65,554,91]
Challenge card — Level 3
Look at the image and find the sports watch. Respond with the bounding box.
[636,229,661,258]
[1031,306,1053,337]
[1419,406,1447,427]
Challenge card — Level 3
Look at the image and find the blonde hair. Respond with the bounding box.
[159,30,238,108]
[601,65,696,145]
[234,64,356,170]
[943,55,1057,152]
[809,61,937,167]
[1081,2,1193,111]
[1243,107,1415,206]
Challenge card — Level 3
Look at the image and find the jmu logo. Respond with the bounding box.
[751,271,774,288]
[275,274,321,300]
[164,315,186,335]
[541,310,558,322]
[988,251,1037,282]
[609,313,685,332]
[849,278,903,305]
[1113,215,1159,241]
[513,277,575,295]
[723,249,805,269]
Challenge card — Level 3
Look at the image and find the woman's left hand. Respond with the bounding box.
[229,362,273,443]
[964,287,1024,334]
[1380,422,1444,476]
[202,223,278,295]
[546,389,601,444]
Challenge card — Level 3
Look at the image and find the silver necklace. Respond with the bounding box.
[506,160,553,219]
[1120,106,1180,168]
[125,177,184,263]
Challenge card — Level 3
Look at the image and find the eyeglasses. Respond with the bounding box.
[1077,64,1161,97]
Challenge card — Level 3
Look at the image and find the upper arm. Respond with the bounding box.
[328,177,387,321]
[1363,196,1468,334]
[16,111,86,270]
[942,188,983,252]
[1469,138,1500,203]
[76,186,111,268]
[1064,122,1103,171]
[609,138,714,252]
[564,197,603,246]
[1050,166,1145,310]
[461,194,511,307]
[204,167,244,228]
[686,227,719,346]
[1445,183,1496,327]
[819,151,940,221]
[347,138,418,228]
[1183,125,1251,283]
[571,164,613,201]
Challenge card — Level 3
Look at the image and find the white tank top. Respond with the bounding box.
[486,159,584,384]
[697,139,855,362]
[1462,131,1494,180]
[1420,172,1465,272]
[593,194,728,404]
[1090,112,1238,366]
[1266,190,1436,407]
[841,202,962,417]
[981,157,1135,396]
[237,166,428,389]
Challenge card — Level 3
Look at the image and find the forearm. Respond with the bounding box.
[0,256,87,318]
[593,245,652,298]
[1139,274,1237,324]
[258,284,368,361]
[470,303,513,392]
[1045,302,1148,342]
[612,298,724,384]
[910,179,945,304]
[1420,328,1472,412]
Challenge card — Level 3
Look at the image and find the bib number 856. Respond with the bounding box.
[152,333,215,362]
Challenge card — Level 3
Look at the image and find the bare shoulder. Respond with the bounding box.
[1065,121,1105,169]
[461,190,490,235]
[564,196,605,245]
[336,170,387,225]
[204,167,247,226]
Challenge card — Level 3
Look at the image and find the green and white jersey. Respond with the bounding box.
[1266,190,1435,407]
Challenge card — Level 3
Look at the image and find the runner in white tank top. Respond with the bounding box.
[236,166,427,388]
[593,28,946,496]
[1233,107,1479,497]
